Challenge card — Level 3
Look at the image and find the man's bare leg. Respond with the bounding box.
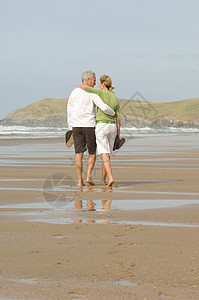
[75,152,85,187]
[86,153,96,185]
[102,162,107,185]
[101,153,114,187]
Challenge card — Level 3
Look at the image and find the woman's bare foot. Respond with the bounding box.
[86,178,95,186]
[102,181,107,186]
[107,179,114,187]
[78,181,85,187]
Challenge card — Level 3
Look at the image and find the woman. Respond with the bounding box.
[78,75,120,187]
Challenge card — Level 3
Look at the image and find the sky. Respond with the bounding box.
[1,0,199,119]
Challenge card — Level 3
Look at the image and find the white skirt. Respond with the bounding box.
[95,123,117,155]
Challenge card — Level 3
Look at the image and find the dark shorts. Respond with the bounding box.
[72,127,96,154]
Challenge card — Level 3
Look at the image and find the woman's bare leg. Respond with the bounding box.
[101,153,114,187]
[102,162,107,185]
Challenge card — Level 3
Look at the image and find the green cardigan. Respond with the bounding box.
[85,86,120,122]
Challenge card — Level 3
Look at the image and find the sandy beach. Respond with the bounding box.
[0,134,199,300]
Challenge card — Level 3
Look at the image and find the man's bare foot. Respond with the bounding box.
[107,179,114,187]
[78,182,85,187]
[86,178,95,186]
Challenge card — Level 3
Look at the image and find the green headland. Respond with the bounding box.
[1,97,199,128]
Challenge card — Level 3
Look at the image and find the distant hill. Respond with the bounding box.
[0,97,199,128]
[0,98,67,127]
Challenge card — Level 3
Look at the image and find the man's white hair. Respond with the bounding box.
[81,70,95,82]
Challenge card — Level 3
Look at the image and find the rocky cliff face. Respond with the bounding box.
[0,114,67,127]
[1,114,199,128]
[120,116,199,128]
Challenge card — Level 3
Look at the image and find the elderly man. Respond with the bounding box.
[67,70,115,187]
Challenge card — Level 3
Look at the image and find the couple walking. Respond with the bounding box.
[67,70,121,188]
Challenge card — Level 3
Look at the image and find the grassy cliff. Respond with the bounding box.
[1,98,68,127]
[1,97,199,128]
[119,97,199,127]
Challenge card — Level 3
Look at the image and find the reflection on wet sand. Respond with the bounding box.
[74,199,112,223]
[102,200,112,210]
[74,200,96,223]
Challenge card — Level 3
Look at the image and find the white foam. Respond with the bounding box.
[0,125,67,138]
[0,125,199,139]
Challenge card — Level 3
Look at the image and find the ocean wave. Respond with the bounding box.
[121,126,199,135]
[0,125,67,138]
[0,125,199,139]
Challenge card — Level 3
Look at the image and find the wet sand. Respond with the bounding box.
[0,135,199,299]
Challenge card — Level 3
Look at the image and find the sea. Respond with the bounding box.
[0,125,199,139]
